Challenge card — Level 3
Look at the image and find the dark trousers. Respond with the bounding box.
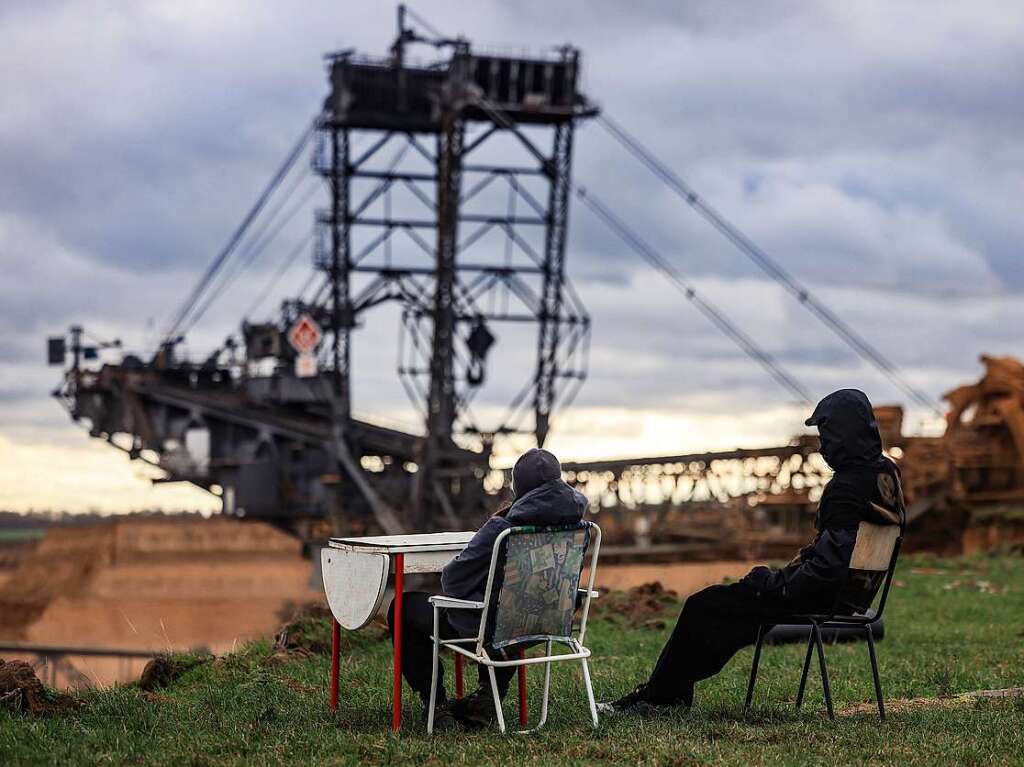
[387,591,517,704]
[644,581,791,705]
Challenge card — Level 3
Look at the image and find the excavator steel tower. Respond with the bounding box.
[52,8,595,537]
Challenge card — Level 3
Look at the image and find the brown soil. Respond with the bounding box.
[280,677,318,694]
[140,690,177,705]
[0,659,80,714]
[838,686,1024,717]
[962,518,1024,555]
[138,653,213,692]
[274,603,334,656]
[0,517,322,689]
[594,581,679,625]
[596,560,756,598]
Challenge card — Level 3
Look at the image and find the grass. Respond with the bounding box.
[3,554,1024,766]
[0,529,45,542]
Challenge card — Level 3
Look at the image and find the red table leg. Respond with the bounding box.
[518,650,528,726]
[454,654,464,699]
[329,618,340,711]
[392,553,405,733]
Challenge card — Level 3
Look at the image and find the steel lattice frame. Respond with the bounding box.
[310,109,590,451]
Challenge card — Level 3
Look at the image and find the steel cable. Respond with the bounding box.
[577,187,814,405]
[163,117,316,341]
[597,113,941,414]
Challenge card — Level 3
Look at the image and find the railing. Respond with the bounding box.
[0,642,161,687]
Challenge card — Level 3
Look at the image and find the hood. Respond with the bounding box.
[506,479,587,526]
[512,448,562,498]
[805,388,883,470]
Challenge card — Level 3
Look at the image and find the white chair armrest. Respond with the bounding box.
[578,589,599,600]
[428,595,485,610]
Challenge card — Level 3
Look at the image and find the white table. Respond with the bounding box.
[321,532,474,731]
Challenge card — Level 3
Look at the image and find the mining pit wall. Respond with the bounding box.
[0,517,321,687]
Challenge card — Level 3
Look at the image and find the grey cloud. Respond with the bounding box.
[2,0,1023,446]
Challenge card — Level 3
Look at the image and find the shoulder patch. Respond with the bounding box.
[877,472,897,505]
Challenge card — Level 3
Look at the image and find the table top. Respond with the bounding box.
[327,531,475,554]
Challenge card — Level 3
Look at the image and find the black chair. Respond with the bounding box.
[744,521,903,722]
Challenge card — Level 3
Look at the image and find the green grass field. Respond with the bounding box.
[3,554,1024,766]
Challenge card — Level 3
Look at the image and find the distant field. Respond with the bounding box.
[0,529,44,542]
[3,554,1024,766]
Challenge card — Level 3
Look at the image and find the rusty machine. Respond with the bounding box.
[51,8,595,538]
[873,355,1024,550]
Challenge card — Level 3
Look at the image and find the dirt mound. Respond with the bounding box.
[0,659,80,714]
[280,677,317,694]
[274,603,334,656]
[138,652,213,692]
[594,581,679,627]
[838,686,1024,717]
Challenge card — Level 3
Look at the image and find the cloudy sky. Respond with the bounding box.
[1,1,1022,512]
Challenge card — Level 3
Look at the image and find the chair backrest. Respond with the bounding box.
[481,522,594,650]
[836,521,902,617]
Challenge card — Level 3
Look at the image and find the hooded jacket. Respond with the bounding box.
[742,389,905,612]
[441,478,588,634]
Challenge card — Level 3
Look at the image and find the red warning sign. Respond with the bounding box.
[287,314,322,355]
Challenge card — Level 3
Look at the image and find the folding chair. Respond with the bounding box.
[744,519,903,721]
[427,521,602,734]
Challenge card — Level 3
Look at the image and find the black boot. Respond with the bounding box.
[423,698,460,733]
[596,683,690,717]
[451,687,499,729]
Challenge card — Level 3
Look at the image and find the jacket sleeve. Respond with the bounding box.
[780,528,857,607]
[742,481,864,608]
[441,516,511,600]
[786,540,818,567]
[742,538,815,590]
[741,529,856,607]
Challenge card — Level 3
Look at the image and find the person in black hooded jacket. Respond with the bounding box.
[386,447,588,729]
[600,388,905,714]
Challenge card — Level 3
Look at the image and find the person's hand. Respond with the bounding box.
[492,503,512,518]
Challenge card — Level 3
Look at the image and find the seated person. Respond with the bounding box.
[601,388,905,715]
[387,447,587,730]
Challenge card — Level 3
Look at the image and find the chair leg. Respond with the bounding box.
[538,640,553,730]
[580,657,599,728]
[487,665,507,734]
[427,609,440,735]
[866,623,886,723]
[745,624,765,709]
[518,651,528,727]
[811,622,834,720]
[795,628,815,709]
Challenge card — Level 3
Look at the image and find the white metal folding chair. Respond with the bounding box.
[427,521,602,734]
